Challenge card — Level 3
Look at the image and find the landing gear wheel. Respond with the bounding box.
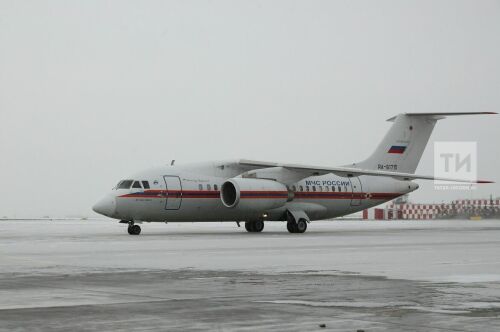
[253,220,264,232]
[296,219,307,233]
[128,224,141,235]
[245,221,264,233]
[287,222,297,233]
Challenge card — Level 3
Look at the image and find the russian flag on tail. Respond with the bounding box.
[388,145,407,154]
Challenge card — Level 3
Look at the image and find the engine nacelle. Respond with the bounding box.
[220,178,289,211]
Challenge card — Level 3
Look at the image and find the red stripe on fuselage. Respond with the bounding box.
[118,190,400,200]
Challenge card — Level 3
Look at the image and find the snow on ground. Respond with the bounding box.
[1,219,500,331]
[1,219,499,282]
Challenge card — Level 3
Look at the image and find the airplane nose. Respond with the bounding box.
[92,195,116,217]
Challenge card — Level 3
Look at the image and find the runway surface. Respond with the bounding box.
[1,219,500,331]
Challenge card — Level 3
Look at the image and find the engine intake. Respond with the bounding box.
[221,180,239,208]
[220,178,289,211]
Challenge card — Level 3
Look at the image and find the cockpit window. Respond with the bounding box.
[142,181,150,189]
[117,180,133,189]
[132,181,142,189]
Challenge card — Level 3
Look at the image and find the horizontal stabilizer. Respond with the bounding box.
[387,112,497,122]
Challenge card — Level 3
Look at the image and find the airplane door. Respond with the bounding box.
[163,176,182,210]
[349,177,362,206]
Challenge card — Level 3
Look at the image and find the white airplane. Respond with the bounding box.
[93,112,495,235]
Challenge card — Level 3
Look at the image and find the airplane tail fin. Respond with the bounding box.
[354,112,496,174]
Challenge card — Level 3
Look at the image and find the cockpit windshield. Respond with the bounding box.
[116,180,133,189]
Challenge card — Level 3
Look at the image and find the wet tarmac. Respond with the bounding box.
[1,219,499,331]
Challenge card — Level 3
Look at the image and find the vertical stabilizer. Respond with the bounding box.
[354,112,495,174]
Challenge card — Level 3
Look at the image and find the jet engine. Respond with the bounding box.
[220,178,289,211]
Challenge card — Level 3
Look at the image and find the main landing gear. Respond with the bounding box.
[126,222,141,235]
[287,218,307,234]
[245,220,264,233]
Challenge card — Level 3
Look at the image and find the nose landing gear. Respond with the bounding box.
[127,222,141,235]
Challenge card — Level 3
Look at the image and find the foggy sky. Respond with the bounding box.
[1,0,499,218]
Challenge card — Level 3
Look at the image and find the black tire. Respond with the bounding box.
[253,220,264,232]
[245,221,253,232]
[128,225,141,235]
[133,225,141,235]
[287,222,297,233]
[296,219,307,233]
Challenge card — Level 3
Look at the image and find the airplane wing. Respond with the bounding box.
[238,159,493,184]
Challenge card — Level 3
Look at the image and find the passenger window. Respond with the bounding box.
[312,186,316,192]
[319,186,323,192]
[207,184,211,191]
[198,184,203,190]
[117,180,133,189]
[325,186,329,192]
[331,186,335,192]
[214,184,218,191]
[142,181,150,189]
[292,185,297,192]
[132,181,142,189]
[306,186,310,192]
[338,186,341,192]
[299,185,303,192]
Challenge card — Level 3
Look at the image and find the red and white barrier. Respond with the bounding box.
[362,208,385,220]
[363,198,499,220]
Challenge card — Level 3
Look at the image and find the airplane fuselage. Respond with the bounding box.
[94,161,418,223]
